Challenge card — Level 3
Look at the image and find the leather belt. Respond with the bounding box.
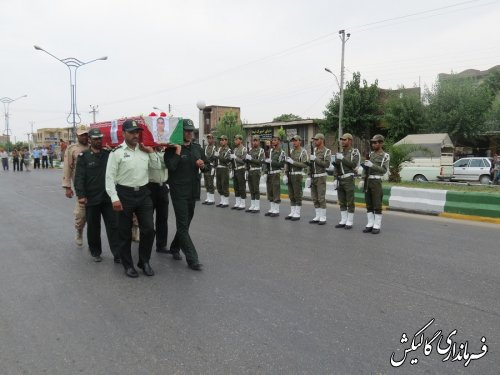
[368,175,382,179]
[116,184,148,192]
[269,170,281,174]
[313,173,327,178]
[339,173,354,179]
[148,181,167,186]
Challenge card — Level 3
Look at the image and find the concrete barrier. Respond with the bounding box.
[444,191,500,219]
[389,187,447,215]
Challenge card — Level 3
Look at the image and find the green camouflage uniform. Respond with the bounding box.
[311,146,331,209]
[216,145,231,198]
[287,147,309,206]
[204,144,217,194]
[364,150,389,215]
[232,144,247,200]
[334,147,360,213]
[247,147,264,200]
[266,147,285,203]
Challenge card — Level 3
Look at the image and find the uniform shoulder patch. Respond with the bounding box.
[111,145,122,152]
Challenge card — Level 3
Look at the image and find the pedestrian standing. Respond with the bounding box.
[62,125,90,246]
[12,148,20,172]
[359,134,390,234]
[60,139,67,162]
[245,135,264,213]
[309,133,332,225]
[105,119,160,278]
[264,135,285,217]
[202,134,217,205]
[148,146,170,254]
[32,147,41,169]
[0,149,9,171]
[164,119,209,270]
[74,128,121,263]
[333,133,360,229]
[230,134,248,210]
[41,146,49,169]
[48,146,55,168]
[215,135,231,208]
[22,148,30,171]
[284,135,309,221]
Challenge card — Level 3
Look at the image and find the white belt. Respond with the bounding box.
[368,175,382,179]
[269,170,281,174]
[249,167,261,171]
[217,165,228,169]
[235,166,246,170]
[290,171,303,175]
[313,173,327,178]
[339,173,354,179]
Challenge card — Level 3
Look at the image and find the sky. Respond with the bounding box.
[1,0,500,142]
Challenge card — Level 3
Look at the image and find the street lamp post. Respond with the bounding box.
[196,100,206,147]
[1,95,27,140]
[33,45,107,140]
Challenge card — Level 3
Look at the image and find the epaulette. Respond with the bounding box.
[111,145,123,152]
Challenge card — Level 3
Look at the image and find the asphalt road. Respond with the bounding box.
[0,169,499,375]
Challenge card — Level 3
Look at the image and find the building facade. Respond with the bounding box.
[201,105,241,134]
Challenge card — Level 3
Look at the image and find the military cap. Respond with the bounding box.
[218,135,228,140]
[252,135,260,141]
[272,134,281,140]
[76,124,89,135]
[183,119,195,131]
[88,128,103,138]
[312,133,325,140]
[340,133,353,140]
[122,119,142,132]
[234,134,243,140]
[291,135,302,142]
[370,134,385,142]
[206,133,214,138]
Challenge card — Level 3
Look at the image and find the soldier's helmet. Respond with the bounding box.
[183,119,195,131]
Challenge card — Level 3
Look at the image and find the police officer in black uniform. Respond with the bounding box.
[74,128,120,263]
[164,119,209,270]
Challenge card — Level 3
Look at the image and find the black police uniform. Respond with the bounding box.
[164,133,209,269]
[74,148,120,260]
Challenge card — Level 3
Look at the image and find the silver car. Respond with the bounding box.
[451,157,493,184]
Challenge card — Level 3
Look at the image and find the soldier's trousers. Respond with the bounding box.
[248,171,261,200]
[148,182,169,250]
[338,176,355,213]
[204,170,215,194]
[216,167,229,197]
[73,200,86,231]
[169,197,199,265]
[287,174,303,206]
[365,179,383,214]
[116,185,155,270]
[266,173,281,203]
[311,176,327,208]
[85,202,120,258]
[233,169,246,199]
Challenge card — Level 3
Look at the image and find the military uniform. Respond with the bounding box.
[203,136,217,204]
[333,133,360,229]
[62,125,89,245]
[285,136,309,221]
[245,135,264,213]
[361,134,390,234]
[309,133,332,225]
[74,128,120,262]
[265,142,285,217]
[148,150,169,253]
[165,119,208,270]
[105,120,161,277]
[215,136,231,207]
[231,135,248,210]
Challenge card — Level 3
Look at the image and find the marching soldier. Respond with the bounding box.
[105,119,160,278]
[359,134,390,234]
[74,128,120,263]
[245,135,265,213]
[215,135,231,208]
[202,134,216,205]
[264,135,285,217]
[230,134,248,210]
[62,124,90,246]
[333,133,360,229]
[309,133,331,225]
[284,135,309,221]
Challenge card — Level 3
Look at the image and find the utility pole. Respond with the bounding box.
[168,104,172,114]
[89,105,99,124]
[338,29,350,142]
[29,121,34,153]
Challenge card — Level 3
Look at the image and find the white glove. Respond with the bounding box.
[210,168,215,176]
[310,155,317,161]
[358,180,365,189]
[327,164,335,172]
[282,175,288,184]
[286,157,294,165]
[245,154,252,161]
[265,158,271,163]
[230,170,234,179]
[364,160,373,167]
[336,153,344,160]
[332,179,338,190]
[229,154,236,160]
[214,151,220,157]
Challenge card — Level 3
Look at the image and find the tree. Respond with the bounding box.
[323,72,381,139]
[273,113,302,122]
[383,92,425,142]
[387,143,432,182]
[213,111,245,148]
[424,75,494,140]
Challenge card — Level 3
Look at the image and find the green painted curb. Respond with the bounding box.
[444,191,500,218]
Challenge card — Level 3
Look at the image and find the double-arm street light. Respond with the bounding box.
[1,94,27,137]
[33,45,107,140]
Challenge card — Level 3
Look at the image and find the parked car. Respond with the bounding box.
[450,157,493,184]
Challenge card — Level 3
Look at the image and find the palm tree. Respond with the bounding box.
[387,143,432,182]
